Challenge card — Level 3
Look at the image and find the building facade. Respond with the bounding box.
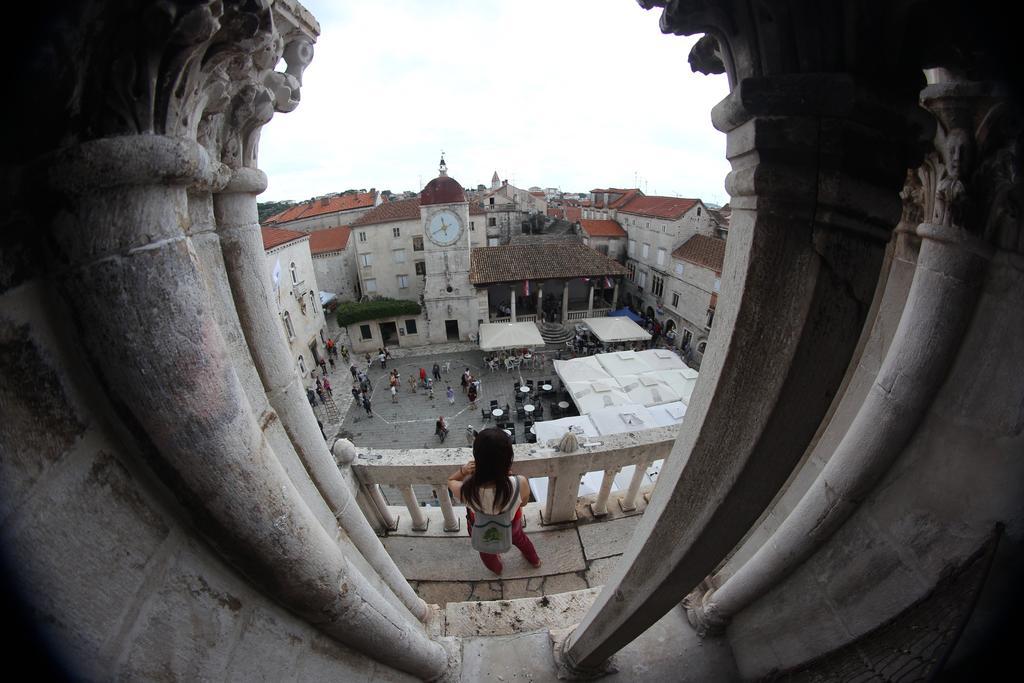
[308,226,359,304]
[263,190,382,231]
[262,228,328,381]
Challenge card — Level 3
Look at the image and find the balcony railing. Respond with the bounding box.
[350,426,677,532]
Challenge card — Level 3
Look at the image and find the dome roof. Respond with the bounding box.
[420,174,466,206]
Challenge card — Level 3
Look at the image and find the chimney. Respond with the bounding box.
[320,197,328,207]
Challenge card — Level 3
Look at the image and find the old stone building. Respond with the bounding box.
[1,0,1021,680]
[263,189,383,231]
[307,225,359,304]
[261,227,329,380]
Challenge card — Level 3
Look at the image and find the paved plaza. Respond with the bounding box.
[336,347,567,450]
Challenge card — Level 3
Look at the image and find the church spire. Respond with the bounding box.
[439,152,448,177]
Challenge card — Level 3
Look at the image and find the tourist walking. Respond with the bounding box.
[327,355,335,370]
[446,385,455,405]
[408,375,417,394]
[435,416,449,443]
[433,363,441,381]
[460,368,469,394]
[350,363,357,379]
[378,350,386,369]
[306,387,318,407]
[467,383,478,409]
[315,384,325,404]
[322,377,332,397]
[419,367,427,386]
[362,394,372,416]
[319,357,328,375]
[447,428,541,575]
[426,380,435,401]
[391,384,398,403]
[351,385,360,402]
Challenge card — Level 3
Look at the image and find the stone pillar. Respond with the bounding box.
[688,74,1010,637]
[510,286,517,322]
[612,281,619,309]
[537,282,543,319]
[49,136,445,681]
[561,282,570,323]
[587,284,595,316]
[558,55,932,677]
[214,169,429,624]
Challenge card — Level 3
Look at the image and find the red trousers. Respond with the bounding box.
[466,508,540,574]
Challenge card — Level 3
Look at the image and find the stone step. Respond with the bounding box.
[442,587,602,637]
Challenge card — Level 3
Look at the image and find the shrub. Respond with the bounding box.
[336,298,421,327]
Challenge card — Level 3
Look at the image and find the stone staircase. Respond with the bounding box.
[539,321,573,345]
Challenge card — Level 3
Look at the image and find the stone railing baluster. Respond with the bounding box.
[618,460,649,512]
[590,467,622,517]
[365,484,399,531]
[400,486,429,531]
[437,485,461,532]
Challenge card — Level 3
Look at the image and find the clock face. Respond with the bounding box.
[427,209,463,247]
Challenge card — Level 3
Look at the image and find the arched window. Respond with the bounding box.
[297,355,306,375]
[283,311,295,339]
[697,341,707,355]
[290,262,298,285]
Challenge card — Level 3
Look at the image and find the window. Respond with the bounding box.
[637,270,647,288]
[470,221,475,231]
[413,235,424,251]
[697,206,702,217]
[487,237,499,246]
[628,239,636,256]
[656,248,666,266]
[671,292,680,308]
[358,231,366,242]
[289,262,297,285]
[282,311,294,339]
[697,340,707,354]
[642,243,650,258]
[682,329,692,347]
[705,309,715,329]
[360,253,373,267]
[626,261,636,281]
[489,197,495,206]
[415,260,426,276]
[397,274,409,289]
[393,226,401,237]
[405,319,417,335]
[488,217,496,227]
[675,262,684,276]
[393,248,406,263]
[308,290,316,311]
[714,277,721,292]
[596,244,608,255]
[364,278,377,293]
[297,355,306,375]
[359,324,372,340]
[652,275,664,297]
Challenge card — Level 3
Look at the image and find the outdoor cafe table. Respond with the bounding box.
[558,401,570,410]
[524,404,535,414]
[541,384,553,392]
[491,408,504,418]
[519,386,531,394]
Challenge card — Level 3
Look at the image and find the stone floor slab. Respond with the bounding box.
[383,528,585,582]
[446,588,601,638]
[501,572,590,601]
[584,557,621,588]
[577,514,641,561]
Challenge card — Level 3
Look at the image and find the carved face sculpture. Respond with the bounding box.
[946,128,973,180]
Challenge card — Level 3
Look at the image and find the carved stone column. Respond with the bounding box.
[557,2,933,675]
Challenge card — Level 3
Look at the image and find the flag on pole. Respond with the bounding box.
[523,279,531,297]
[272,258,282,290]
[581,277,590,283]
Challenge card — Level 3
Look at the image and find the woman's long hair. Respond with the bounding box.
[462,427,514,512]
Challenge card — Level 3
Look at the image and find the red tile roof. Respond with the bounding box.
[421,175,466,206]
[308,226,352,255]
[564,207,582,223]
[350,197,421,227]
[671,234,726,272]
[529,191,545,197]
[261,227,308,251]
[580,219,626,238]
[264,191,378,224]
[470,242,627,285]
[469,203,486,215]
[621,195,698,220]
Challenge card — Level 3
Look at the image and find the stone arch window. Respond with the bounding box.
[290,262,298,285]
[297,355,306,375]
[697,340,707,355]
[283,311,295,340]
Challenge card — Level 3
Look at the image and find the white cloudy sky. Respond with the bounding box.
[259,0,731,204]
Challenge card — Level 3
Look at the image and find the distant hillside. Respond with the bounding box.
[258,199,296,223]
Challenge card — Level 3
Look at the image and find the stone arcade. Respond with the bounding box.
[1,0,1021,680]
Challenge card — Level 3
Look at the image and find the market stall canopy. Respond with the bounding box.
[554,348,697,414]
[580,316,652,343]
[478,321,545,351]
[608,307,643,322]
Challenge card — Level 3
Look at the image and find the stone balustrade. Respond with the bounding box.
[349,426,677,532]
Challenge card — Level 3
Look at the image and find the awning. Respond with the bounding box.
[554,349,699,415]
[580,316,651,343]
[608,307,643,322]
[478,322,545,351]
[319,291,338,306]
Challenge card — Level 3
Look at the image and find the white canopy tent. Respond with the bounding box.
[646,401,687,427]
[614,374,683,406]
[554,349,699,415]
[592,349,654,377]
[553,356,612,383]
[636,348,691,372]
[478,321,545,351]
[579,316,652,343]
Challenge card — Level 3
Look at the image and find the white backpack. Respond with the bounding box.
[470,477,520,554]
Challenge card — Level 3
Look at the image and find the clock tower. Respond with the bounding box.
[419,156,481,343]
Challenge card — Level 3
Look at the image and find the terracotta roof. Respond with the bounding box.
[264,191,377,224]
[564,207,582,223]
[308,226,352,255]
[350,197,421,227]
[579,219,626,238]
[261,227,308,251]
[421,175,466,205]
[470,242,628,285]
[529,190,545,197]
[469,203,486,215]
[671,234,726,272]
[620,195,698,220]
